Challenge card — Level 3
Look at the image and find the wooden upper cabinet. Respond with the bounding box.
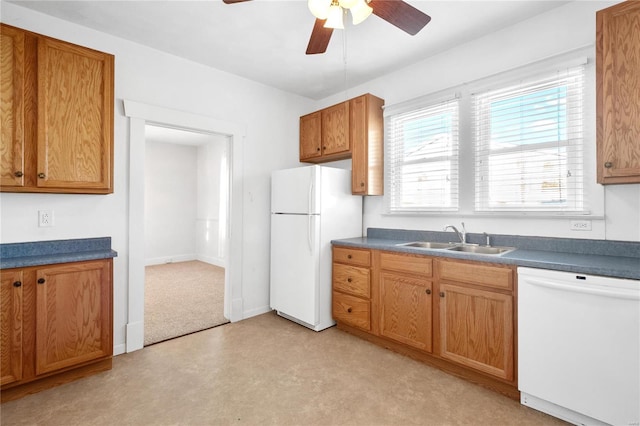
[0,25,25,188]
[351,94,384,195]
[0,24,114,194]
[299,93,384,195]
[596,1,640,184]
[299,111,322,161]
[35,260,112,375]
[1,269,23,386]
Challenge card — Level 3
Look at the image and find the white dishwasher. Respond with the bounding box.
[518,267,640,426]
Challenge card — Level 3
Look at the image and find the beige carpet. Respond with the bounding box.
[144,260,228,346]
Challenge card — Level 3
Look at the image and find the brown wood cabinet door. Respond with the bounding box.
[36,37,113,191]
[439,283,513,381]
[321,101,349,156]
[597,1,640,184]
[380,272,432,352]
[350,94,384,195]
[35,260,112,375]
[0,25,25,187]
[300,111,322,161]
[1,269,23,385]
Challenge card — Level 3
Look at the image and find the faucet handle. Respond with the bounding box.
[483,232,491,246]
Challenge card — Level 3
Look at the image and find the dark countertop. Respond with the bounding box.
[332,229,640,281]
[1,237,117,269]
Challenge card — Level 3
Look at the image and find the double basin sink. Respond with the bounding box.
[397,241,515,256]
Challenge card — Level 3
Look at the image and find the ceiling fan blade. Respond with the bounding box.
[222,0,252,4]
[306,19,334,55]
[369,0,431,36]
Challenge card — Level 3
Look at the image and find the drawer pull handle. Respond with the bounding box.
[347,307,352,313]
[13,281,22,287]
[347,278,352,283]
[38,173,46,179]
[604,161,613,169]
[425,289,431,295]
[37,278,46,284]
[347,254,352,259]
[439,291,445,297]
[14,171,23,177]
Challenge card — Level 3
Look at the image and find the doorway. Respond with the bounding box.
[143,125,230,345]
[125,100,245,353]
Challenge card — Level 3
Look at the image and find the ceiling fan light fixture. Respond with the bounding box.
[324,1,344,29]
[350,0,373,25]
[308,0,332,20]
[338,0,358,9]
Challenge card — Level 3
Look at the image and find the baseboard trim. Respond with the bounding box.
[243,305,272,321]
[113,343,126,356]
[145,254,197,266]
[196,255,226,268]
[126,321,144,353]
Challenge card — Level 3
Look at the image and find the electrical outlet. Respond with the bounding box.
[570,220,591,231]
[38,210,54,227]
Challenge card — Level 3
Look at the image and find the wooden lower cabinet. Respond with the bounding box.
[332,246,517,399]
[332,246,373,332]
[438,283,514,381]
[0,259,113,402]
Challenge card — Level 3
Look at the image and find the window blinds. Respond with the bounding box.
[386,98,459,212]
[473,65,586,213]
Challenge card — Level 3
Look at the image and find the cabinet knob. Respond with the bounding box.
[425,288,431,295]
[38,173,46,179]
[13,281,22,287]
[347,307,352,313]
[439,291,445,297]
[360,182,364,187]
[37,278,45,284]
[316,147,320,152]
[347,277,352,283]
[604,162,613,169]
[347,254,352,259]
[14,171,23,177]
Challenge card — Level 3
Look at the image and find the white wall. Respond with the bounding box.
[196,139,227,267]
[0,2,313,354]
[144,141,198,265]
[320,0,640,242]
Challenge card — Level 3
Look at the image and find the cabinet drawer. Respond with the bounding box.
[333,263,370,298]
[333,247,370,267]
[380,252,433,277]
[332,292,370,331]
[438,260,513,291]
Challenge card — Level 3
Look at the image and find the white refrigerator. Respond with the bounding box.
[270,165,363,331]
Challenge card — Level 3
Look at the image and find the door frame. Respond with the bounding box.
[124,100,245,353]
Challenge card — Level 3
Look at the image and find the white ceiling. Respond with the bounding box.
[7,0,572,100]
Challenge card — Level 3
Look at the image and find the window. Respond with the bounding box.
[473,66,585,212]
[386,97,459,212]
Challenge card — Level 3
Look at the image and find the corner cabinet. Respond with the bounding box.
[300,93,384,195]
[0,259,113,402]
[0,24,114,194]
[596,2,640,184]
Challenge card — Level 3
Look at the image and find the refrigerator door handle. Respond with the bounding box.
[307,215,313,253]
[308,181,314,214]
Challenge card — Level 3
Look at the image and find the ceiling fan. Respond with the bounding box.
[222,0,431,55]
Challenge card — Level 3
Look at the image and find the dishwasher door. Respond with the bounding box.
[518,267,640,426]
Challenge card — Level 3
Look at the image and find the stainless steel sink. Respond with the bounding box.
[397,241,515,255]
[397,241,456,249]
[446,245,515,255]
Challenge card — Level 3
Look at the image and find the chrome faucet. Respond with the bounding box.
[444,222,466,244]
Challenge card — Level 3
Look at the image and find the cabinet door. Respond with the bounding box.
[0,25,25,187]
[37,37,113,191]
[35,260,112,375]
[350,94,384,195]
[380,272,432,352]
[596,1,640,184]
[1,269,23,385]
[300,111,322,161]
[439,283,513,381]
[321,101,349,156]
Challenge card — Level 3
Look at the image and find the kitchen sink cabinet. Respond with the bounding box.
[332,246,373,332]
[332,246,518,399]
[378,251,433,352]
[0,24,114,194]
[300,93,384,195]
[596,1,640,184]
[0,259,113,402]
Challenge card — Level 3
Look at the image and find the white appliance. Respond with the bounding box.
[270,165,362,331]
[518,267,640,426]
